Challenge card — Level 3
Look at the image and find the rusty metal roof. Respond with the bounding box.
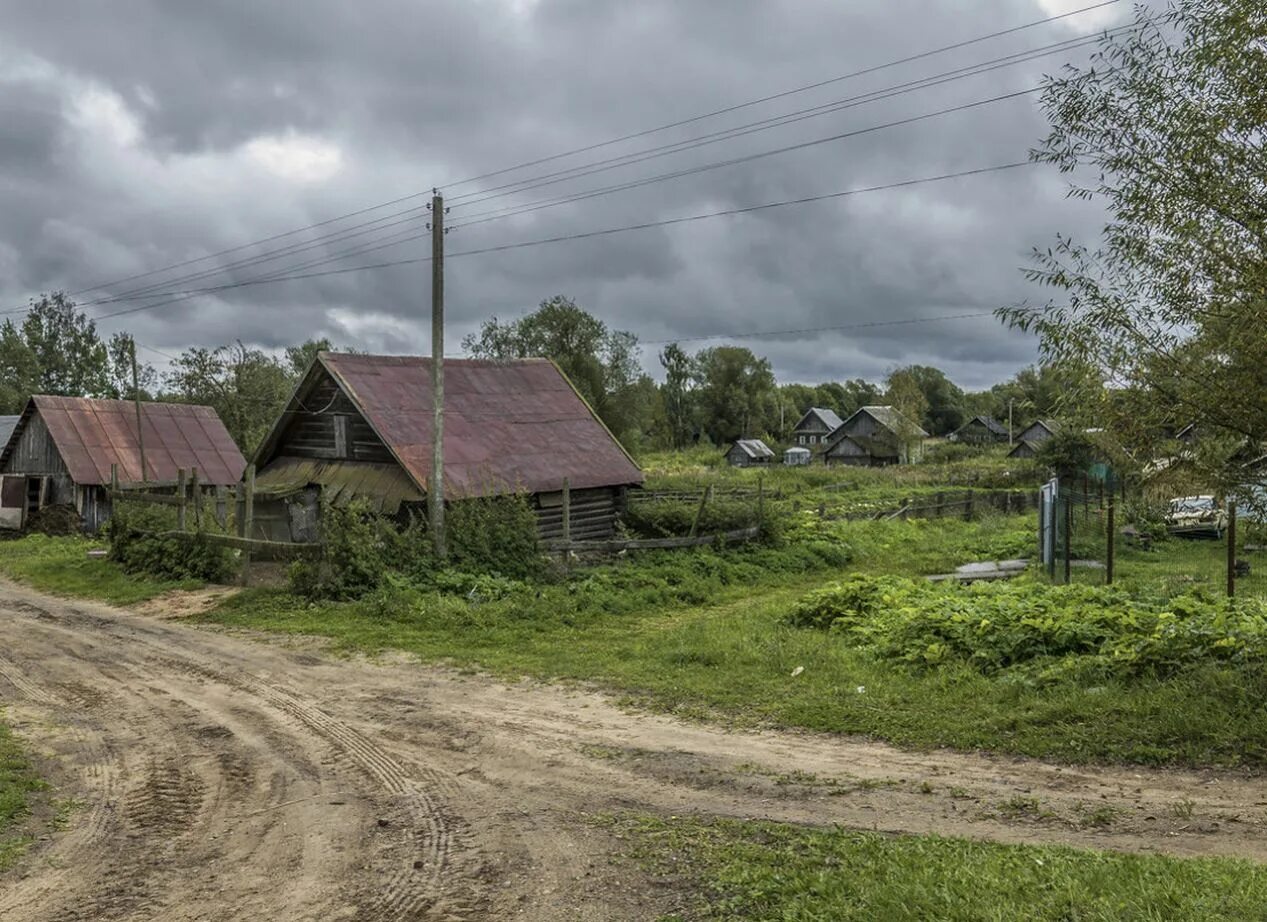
[2,396,246,486]
[257,353,643,499]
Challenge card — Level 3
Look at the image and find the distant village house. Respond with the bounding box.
[821,406,928,467]
[725,438,774,468]
[950,415,1009,445]
[1007,419,1060,459]
[790,407,843,448]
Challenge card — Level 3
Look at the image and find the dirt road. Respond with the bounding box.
[1,580,1265,920]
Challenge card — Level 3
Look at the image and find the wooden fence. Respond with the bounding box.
[109,463,318,582]
[818,489,1040,523]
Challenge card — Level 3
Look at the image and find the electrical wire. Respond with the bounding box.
[6,0,1120,311]
[445,29,1123,214]
[83,160,1036,323]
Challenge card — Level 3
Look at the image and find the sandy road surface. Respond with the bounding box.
[2,580,1266,920]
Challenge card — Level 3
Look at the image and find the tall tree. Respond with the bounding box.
[462,296,648,444]
[1001,0,1267,488]
[659,342,696,448]
[165,342,292,452]
[884,368,931,458]
[21,292,109,398]
[105,333,158,400]
[0,320,38,414]
[692,346,777,445]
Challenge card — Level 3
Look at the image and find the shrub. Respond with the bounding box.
[289,492,543,600]
[107,505,235,583]
[623,496,760,539]
[786,575,1267,679]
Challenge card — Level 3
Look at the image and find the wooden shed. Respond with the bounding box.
[1007,420,1060,459]
[0,396,246,532]
[950,415,1009,445]
[250,352,644,544]
[822,406,927,466]
[725,439,774,467]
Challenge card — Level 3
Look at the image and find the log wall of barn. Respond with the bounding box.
[534,486,624,541]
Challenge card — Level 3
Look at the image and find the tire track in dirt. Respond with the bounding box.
[5,580,1267,921]
[0,594,485,921]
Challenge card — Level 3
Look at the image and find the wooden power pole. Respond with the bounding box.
[430,192,446,559]
[131,336,148,483]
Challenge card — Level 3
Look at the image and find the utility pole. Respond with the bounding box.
[131,336,148,483]
[430,191,446,559]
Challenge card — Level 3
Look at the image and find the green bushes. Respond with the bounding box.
[622,496,759,538]
[290,493,544,600]
[787,576,1267,680]
[107,505,235,583]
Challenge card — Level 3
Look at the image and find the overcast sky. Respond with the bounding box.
[0,0,1131,390]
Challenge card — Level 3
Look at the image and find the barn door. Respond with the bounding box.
[0,476,25,530]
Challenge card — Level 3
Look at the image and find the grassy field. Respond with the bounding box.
[0,534,202,604]
[0,715,46,872]
[608,814,1267,921]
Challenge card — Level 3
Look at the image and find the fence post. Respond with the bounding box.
[1064,493,1073,585]
[935,492,945,518]
[900,497,911,521]
[1106,486,1115,586]
[689,484,713,538]
[110,463,118,495]
[215,485,227,528]
[240,464,255,587]
[176,468,188,532]
[561,477,571,569]
[1228,498,1237,598]
[189,468,201,530]
[965,489,975,522]
[757,474,765,533]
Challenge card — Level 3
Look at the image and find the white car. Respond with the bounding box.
[1165,495,1227,539]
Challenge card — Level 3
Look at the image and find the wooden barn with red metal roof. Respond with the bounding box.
[0,396,246,532]
[250,352,644,543]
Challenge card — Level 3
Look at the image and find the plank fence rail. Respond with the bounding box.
[822,489,1039,523]
[544,526,761,554]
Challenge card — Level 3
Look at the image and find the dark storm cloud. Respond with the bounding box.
[0,0,1128,389]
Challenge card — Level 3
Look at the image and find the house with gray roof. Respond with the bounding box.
[725,438,775,468]
[822,405,928,466]
[790,407,843,448]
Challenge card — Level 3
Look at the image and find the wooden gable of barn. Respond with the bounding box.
[266,364,395,466]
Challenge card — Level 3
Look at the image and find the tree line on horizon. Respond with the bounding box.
[0,292,1079,457]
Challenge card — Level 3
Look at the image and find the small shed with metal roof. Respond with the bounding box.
[250,352,644,543]
[725,438,775,468]
[0,396,246,531]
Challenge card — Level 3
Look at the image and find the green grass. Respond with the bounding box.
[608,815,1267,921]
[0,534,201,604]
[0,714,47,871]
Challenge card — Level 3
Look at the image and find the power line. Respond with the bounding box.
[641,311,999,346]
[67,87,1042,317]
[446,87,1041,229]
[446,29,1120,214]
[60,28,1117,314]
[6,0,1120,313]
[442,0,1122,194]
[83,160,1036,323]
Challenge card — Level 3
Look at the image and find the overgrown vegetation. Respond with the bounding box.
[607,814,1267,921]
[107,504,236,583]
[788,575,1267,680]
[0,715,47,872]
[289,493,546,600]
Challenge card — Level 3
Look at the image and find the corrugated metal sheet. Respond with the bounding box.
[310,354,643,499]
[1,396,246,486]
[0,416,17,451]
[254,457,423,514]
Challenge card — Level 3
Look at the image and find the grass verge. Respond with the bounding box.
[608,814,1267,921]
[0,534,201,604]
[0,714,47,872]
